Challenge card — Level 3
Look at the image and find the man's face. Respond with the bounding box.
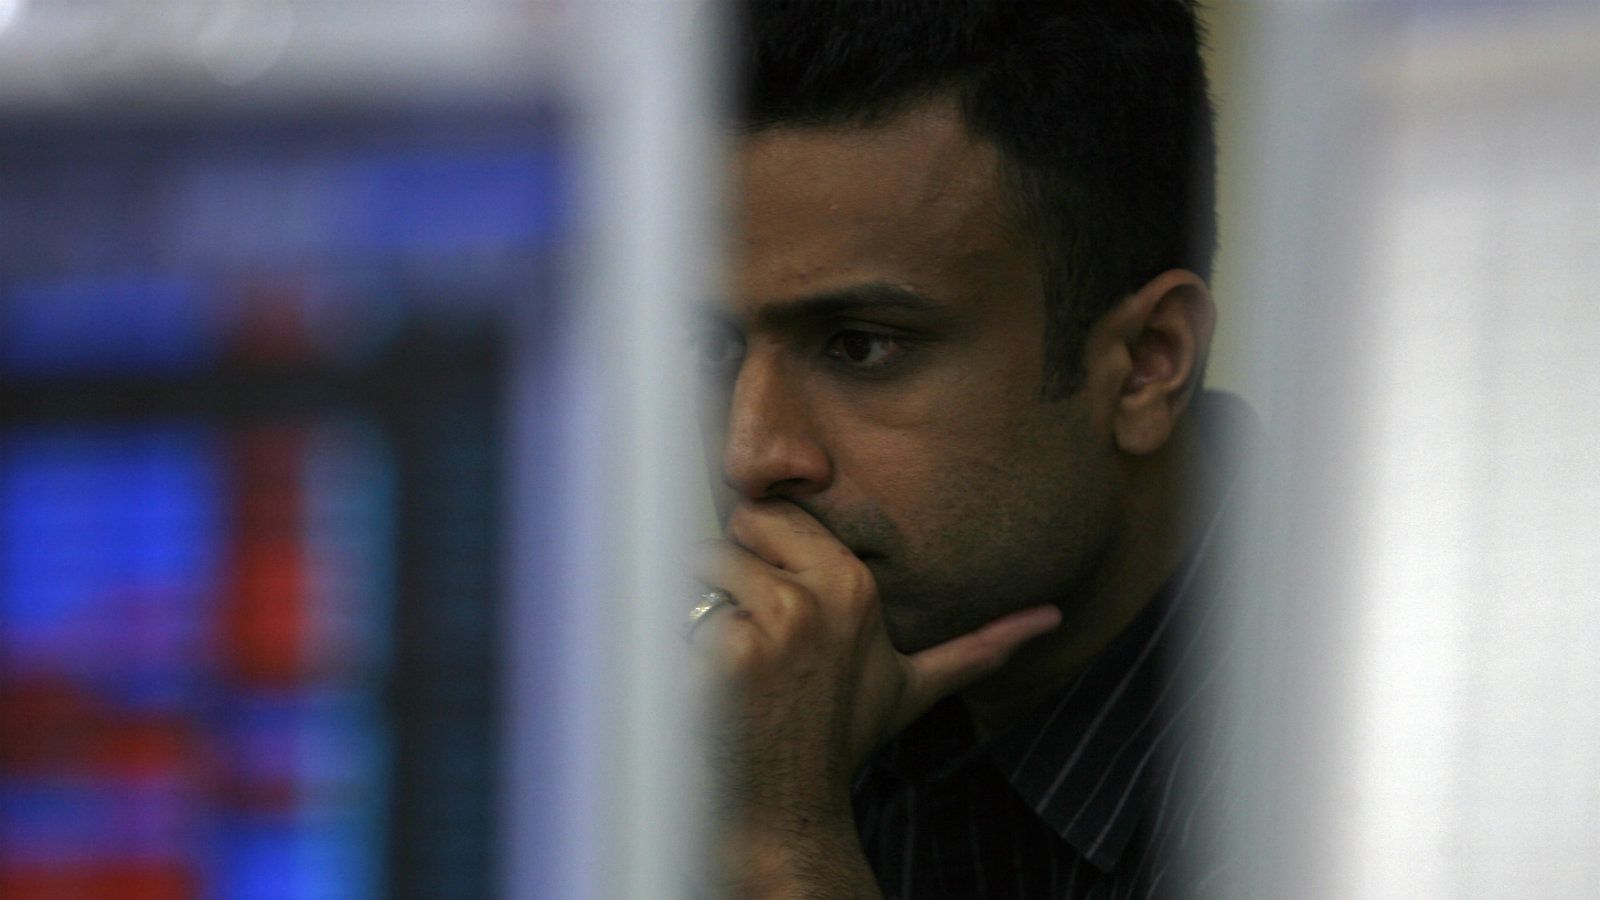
[706,100,1122,653]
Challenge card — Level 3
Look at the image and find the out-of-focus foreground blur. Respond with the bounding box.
[1213,3,1600,898]
[0,2,1596,898]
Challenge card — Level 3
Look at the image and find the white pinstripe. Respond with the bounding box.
[1032,474,1238,815]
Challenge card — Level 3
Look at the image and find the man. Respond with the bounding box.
[691,1,1241,896]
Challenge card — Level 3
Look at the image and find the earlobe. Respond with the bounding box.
[1107,270,1215,456]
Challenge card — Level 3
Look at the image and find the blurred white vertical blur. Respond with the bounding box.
[534,3,722,899]
[1342,6,1600,897]
[1231,3,1600,898]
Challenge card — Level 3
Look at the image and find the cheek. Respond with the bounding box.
[827,406,1065,541]
[825,363,1047,459]
[813,351,1084,544]
[848,395,1096,527]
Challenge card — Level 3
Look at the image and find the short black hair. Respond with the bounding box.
[736,0,1216,397]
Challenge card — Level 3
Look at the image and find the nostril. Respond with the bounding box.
[762,477,821,501]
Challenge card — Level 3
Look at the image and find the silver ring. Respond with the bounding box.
[684,588,735,639]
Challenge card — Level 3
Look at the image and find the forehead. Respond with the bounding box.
[732,101,1026,309]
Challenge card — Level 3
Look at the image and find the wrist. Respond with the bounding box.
[723,807,879,900]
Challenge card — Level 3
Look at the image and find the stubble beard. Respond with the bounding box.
[818,493,1115,656]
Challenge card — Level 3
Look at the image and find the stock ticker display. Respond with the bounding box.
[0,111,565,899]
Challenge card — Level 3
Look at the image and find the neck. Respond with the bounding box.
[957,422,1215,738]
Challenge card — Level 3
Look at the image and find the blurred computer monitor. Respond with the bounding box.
[0,6,593,899]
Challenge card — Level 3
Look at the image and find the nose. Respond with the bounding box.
[720,353,832,501]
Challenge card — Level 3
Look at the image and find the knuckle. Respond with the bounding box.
[764,580,815,620]
[716,623,763,675]
[833,558,878,611]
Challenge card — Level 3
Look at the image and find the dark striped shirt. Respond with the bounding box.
[852,419,1245,899]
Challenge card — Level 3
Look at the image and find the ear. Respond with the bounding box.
[1097,269,1215,456]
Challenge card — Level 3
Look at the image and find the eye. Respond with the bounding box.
[825,330,905,371]
[690,324,745,372]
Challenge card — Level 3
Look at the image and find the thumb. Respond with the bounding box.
[897,603,1063,726]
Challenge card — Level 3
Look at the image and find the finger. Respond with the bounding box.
[692,539,807,641]
[685,589,740,643]
[899,604,1063,720]
[693,538,788,600]
[725,499,856,577]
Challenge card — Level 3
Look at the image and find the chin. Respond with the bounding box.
[882,619,937,655]
[874,592,928,652]
[869,560,994,653]
[879,599,967,655]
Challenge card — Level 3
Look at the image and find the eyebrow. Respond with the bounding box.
[722,282,945,331]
